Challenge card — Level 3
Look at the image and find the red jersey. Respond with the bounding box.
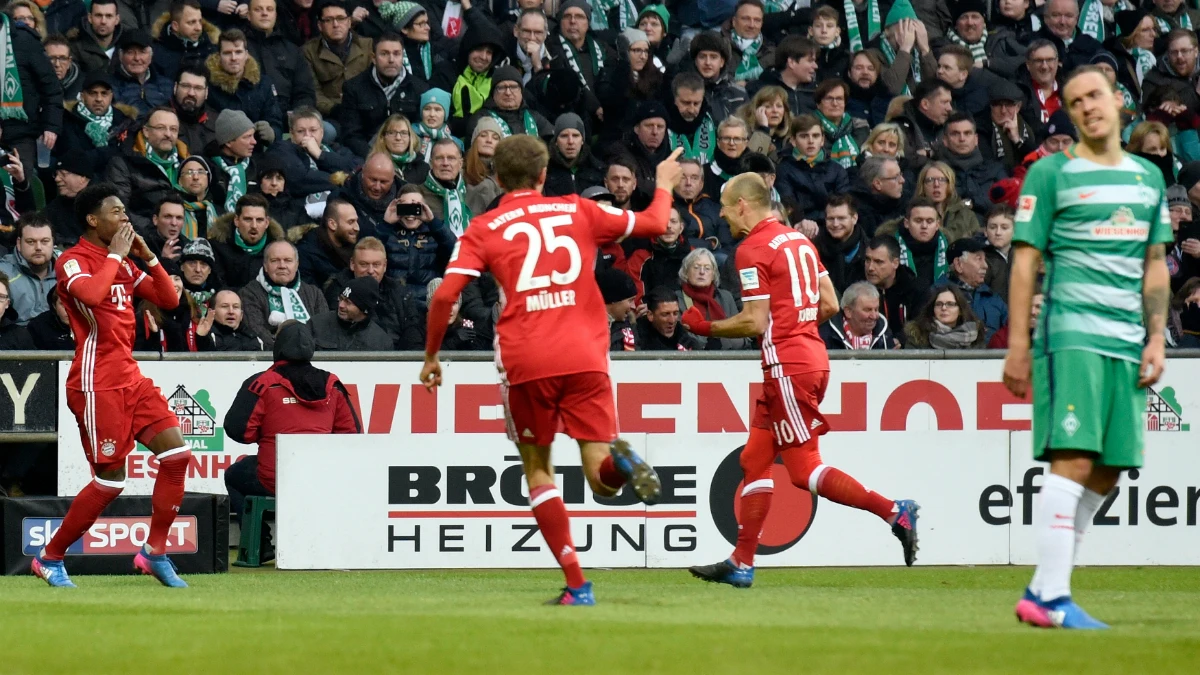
[735,217,830,379]
[442,188,672,385]
[56,239,179,392]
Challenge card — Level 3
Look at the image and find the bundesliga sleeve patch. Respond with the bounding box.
[739,268,760,290]
[63,259,81,277]
[1015,196,1036,223]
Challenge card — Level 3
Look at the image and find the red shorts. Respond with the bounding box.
[751,371,830,450]
[503,372,618,446]
[66,377,178,472]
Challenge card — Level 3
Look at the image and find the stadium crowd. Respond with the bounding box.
[0,0,1195,361]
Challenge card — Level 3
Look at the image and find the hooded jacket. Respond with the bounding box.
[223,321,362,493]
[207,212,287,290]
[776,154,851,223]
[205,53,286,139]
[445,21,509,123]
[819,314,894,350]
[151,12,220,80]
[303,32,375,116]
[111,65,174,120]
[1143,58,1200,113]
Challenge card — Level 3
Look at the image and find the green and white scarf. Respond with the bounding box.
[880,37,920,97]
[1118,82,1137,118]
[212,155,249,214]
[0,165,15,221]
[373,66,403,101]
[414,121,452,160]
[945,28,987,66]
[0,17,25,122]
[794,147,827,165]
[144,142,181,188]
[896,230,947,281]
[1133,47,1157,87]
[181,199,217,240]
[1156,11,1193,33]
[762,0,795,11]
[732,33,764,82]
[845,0,881,53]
[817,112,860,169]
[424,172,470,236]
[558,33,605,90]
[391,150,417,172]
[75,94,113,148]
[402,42,432,80]
[488,109,539,138]
[257,267,311,326]
[590,0,637,31]
[1078,0,1106,41]
[668,114,715,164]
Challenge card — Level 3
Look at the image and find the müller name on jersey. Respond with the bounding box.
[526,289,577,312]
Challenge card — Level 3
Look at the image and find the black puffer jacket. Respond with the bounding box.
[849,183,905,238]
[339,68,430,157]
[624,134,672,203]
[150,12,219,80]
[204,53,285,140]
[245,25,318,113]
[814,225,868,296]
[2,22,63,145]
[311,310,394,351]
[542,144,606,197]
[334,170,399,241]
[266,140,360,200]
[28,307,73,350]
[747,68,813,116]
[0,307,35,350]
[293,224,353,289]
[776,156,851,223]
[196,321,266,351]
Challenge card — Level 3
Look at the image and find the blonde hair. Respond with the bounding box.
[370,114,415,157]
[9,1,46,38]
[865,122,906,158]
[354,236,387,256]
[739,86,792,138]
[1127,121,1172,155]
[915,161,962,210]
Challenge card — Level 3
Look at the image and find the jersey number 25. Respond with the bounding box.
[504,215,583,292]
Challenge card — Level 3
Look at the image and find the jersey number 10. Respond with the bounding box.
[504,215,583,292]
[784,246,821,307]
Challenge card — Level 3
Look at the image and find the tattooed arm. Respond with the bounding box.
[1140,243,1170,387]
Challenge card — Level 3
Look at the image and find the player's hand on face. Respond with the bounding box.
[108,223,135,258]
[1002,346,1032,399]
[130,232,155,261]
[420,358,443,391]
[1138,339,1166,388]
[655,147,685,192]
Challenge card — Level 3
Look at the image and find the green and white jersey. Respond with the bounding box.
[1013,148,1174,363]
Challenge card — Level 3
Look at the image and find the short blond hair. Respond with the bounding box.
[354,236,386,256]
[721,172,771,209]
[493,135,549,190]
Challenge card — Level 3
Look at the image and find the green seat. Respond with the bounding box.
[233,496,275,568]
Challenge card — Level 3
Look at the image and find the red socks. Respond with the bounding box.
[146,448,191,555]
[731,484,773,568]
[597,456,626,492]
[529,484,586,588]
[811,466,896,521]
[43,477,124,560]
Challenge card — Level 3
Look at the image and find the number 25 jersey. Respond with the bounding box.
[735,217,830,379]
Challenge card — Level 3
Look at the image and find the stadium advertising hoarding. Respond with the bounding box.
[59,358,1198,497]
[0,360,56,434]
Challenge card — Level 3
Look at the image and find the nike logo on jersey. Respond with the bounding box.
[1078,191,1097,200]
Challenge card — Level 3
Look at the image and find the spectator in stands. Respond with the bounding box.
[627,207,690,302]
[1037,0,1103,73]
[170,65,219,155]
[813,79,868,172]
[544,113,604,197]
[0,216,56,326]
[815,194,867,296]
[324,236,424,349]
[846,50,891,127]
[989,292,1042,349]
[624,100,672,204]
[983,204,1014,303]
[1106,11,1154,104]
[463,120,504,214]
[851,156,906,236]
[311,274,392,350]
[1143,29,1200,114]
[894,79,952,160]
[507,8,554,87]
[904,283,985,349]
[47,155,93,248]
[211,194,285,288]
[872,2,937,97]
[603,156,646,211]
[665,73,717,166]
[418,139,473,235]
[151,0,218,81]
[1021,109,1076,169]
[937,113,1006,217]
[675,249,749,350]
[0,274,34,350]
[978,79,1037,175]
[241,239,328,348]
[725,0,775,88]
[598,267,637,352]
[690,30,748,123]
[747,33,816,117]
[1017,39,1063,128]
[371,113,431,185]
[210,110,261,215]
[28,285,72,350]
[2,11,60,181]
[637,4,673,64]
[940,237,1007,343]
[820,281,896,350]
[45,35,81,103]
[179,238,222,307]
[424,276,492,350]
[245,0,318,114]
[879,197,947,293]
[107,107,187,229]
[1153,0,1200,32]
[339,32,428,157]
[224,320,361,549]
[857,122,916,195]
[8,4,44,41]
[207,29,285,141]
[384,186,456,290]
[295,196,358,288]
[467,65,551,141]
[376,1,451,89]
[304,0,373,116]
[195,288,265,350]
[179,156,220,238]
[987,0,1040,80]
[936,43,991,119]
[269,106,359,200]
[59,72,138,164]
[673,159,728,257]
[445,20,508,123]
[142,194,190,262]
[809,6,848,83]
[635,285,702,351]
[939,0,987,68]
[595,26,661,144]
[253,155,307,230]
[337,152,400,240]
[546,0,608,123]
[706,117,751,196]
[111,30,173,120]
[776,114,850,226]
[913,161,979,243]
[67,0,122,77]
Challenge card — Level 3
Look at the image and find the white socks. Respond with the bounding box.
[1074,487,1107,561]
[1029,473,1084,601]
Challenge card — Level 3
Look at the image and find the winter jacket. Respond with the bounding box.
[543,144,606,197]
[324,269,425,349]
[1,22,63,145]
[976,115,1037,176]
[703,74,749,125]
[848,184,904,237]
[1143,59,1200,114]
[674,194,731,254]
[747,69,809,114]
[266,140,360,200]
[302,33,375,116]
[776,156,851,223]
[867,35,937,97]
[938,199,983,244]
[28,308,73,350]
[239,273,329,349]
[816,44,851,84]
[814,226,867,296]
[260,190,309,231]
[173,101,220,159]
[375,219,457,289]
[224,348,361,492]
[673,286,751,350]
[983,244,1010,304]
[1035,26,1103,75]
[940,273,1008,343]
[847,78,892,128]
[624,134,672,203]
[634,314,703,351]
[443,21,509,122]
[466,178,503,221]
[876,264,923,345]
[204,53,285,139]
[937,145,1006,212]
[196,321,266,351]
[310,310,393,351]
[292,224,353,289]
[208,212,287,290]
[1104,37,1145,104]
[986,16,1038,80]
[245,25,318,113]
[894,98,943,161]
[150,12,219,80]
[0,307,35,350]
[105,132,192,229]
[111,67,173,121]
[625,240,691,302]
[335,170,399,241]
[950,71,996,119]
[819,315,895,350]
[339,68,430,157]
[67,22,122,78]
[44,196,82,248]
[0,250,57,326]
[44,0,87,36]
[609,317,636,351]
[59,101,139,166]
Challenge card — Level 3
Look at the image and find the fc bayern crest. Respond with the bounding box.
[100,439,117,457]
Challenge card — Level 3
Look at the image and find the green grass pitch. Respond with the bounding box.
[4,566,1199,674]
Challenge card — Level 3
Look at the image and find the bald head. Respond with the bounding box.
[721,172,773,238]
[362,152,396,200]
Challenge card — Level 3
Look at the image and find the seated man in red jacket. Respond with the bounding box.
[223,319,362,555]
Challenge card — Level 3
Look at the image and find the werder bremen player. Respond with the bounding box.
[1003,66,1172,630]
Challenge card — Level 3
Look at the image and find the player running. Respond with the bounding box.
[421,136,684,606]
[1004,66,1172,630]
[31,184,193,589]
[683,174,919,587]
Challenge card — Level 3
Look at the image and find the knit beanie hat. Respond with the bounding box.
[180,238,216,267]
[554,112,585,137]
[1115,8,1149,37]
[180,155,212,180]
[951,0,987,24]
[421,88,451,116]
[472,116,505,143]
[215,109,255,146]
[630,100,668,126]
[596,268,638,304]
[378,0,426,29]
[342,276,381,317]
[621,27,650,48]
[637,4,669,31]
[1167,184,1191,209]
[492,65,522,88]
[1044,109,1077,142]
[885,0,919,27]
[558,0,591,20]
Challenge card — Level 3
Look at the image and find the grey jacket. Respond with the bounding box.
[238,275,329,349]
[0,250,57,326]
[310,310,393,351]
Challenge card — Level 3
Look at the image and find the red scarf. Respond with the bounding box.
[683,283,726,320]
[843,318,874,350]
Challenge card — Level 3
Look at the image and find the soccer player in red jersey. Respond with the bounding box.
[421,137,684,605]
[682,174,920,587]
[31,184,193,588]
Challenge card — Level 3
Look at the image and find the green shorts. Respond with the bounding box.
[1032,350,1145,468]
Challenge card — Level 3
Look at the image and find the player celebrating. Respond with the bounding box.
[683,174,919,587]
[1004,66,1172,630]
[31,184,193,589]
[421,136,684,606]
